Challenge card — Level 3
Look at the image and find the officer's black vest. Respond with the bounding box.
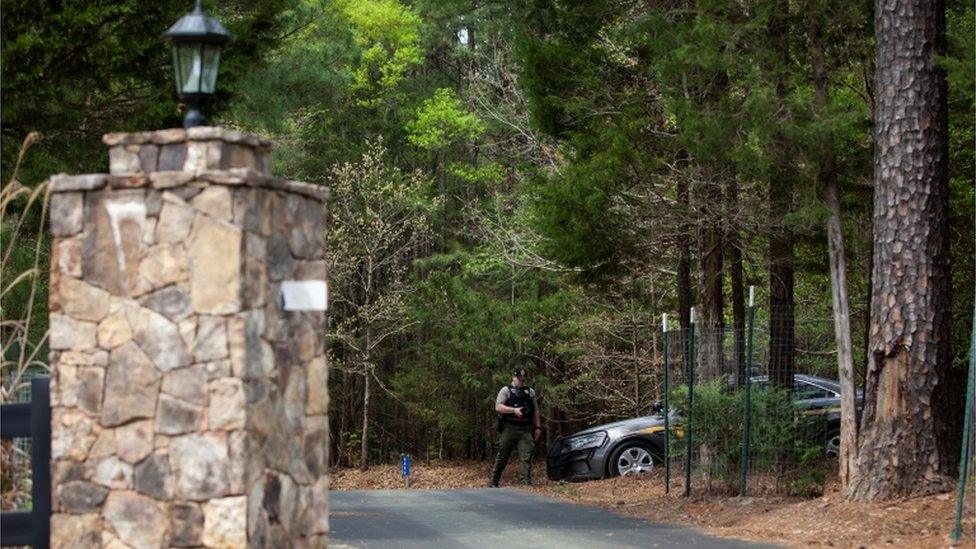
[501,384,535,425]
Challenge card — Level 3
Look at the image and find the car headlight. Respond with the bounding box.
[562,431,607,453]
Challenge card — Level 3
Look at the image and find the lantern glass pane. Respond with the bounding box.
[200,45,222,94]
[175,43,204,94]
[171,45,183,94]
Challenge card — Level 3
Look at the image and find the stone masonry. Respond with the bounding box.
[48,127,329,548]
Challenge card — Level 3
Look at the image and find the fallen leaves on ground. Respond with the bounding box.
[331,460,975,548]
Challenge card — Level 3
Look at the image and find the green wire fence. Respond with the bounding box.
[951,302,975,543]
[659,289,970,516]
[661,287,841,497]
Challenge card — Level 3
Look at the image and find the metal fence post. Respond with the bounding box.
[951,303,975,542]
[31,376,51,549]
[663,313,670,495]
[0,376,51,548]
[739,287,756,496]
[685,308,696,497]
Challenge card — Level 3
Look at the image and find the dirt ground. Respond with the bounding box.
[331,460,975,548]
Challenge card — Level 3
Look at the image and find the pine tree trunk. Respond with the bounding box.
[677,174,693,333]
[700,188,724,383]
[632,320,640,414]
[847,0,951,501]
[337,370,351,467]
[810,15,859,488]
[361,364,370,471]
[360,255,375,471]
[768,192,796,391]
[726,178,746,386]
[767,5,795,390]
[361,317,372,470]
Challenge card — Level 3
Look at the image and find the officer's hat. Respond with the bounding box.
[513,367,529,378]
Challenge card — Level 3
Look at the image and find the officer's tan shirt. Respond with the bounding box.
[496,386,538,410]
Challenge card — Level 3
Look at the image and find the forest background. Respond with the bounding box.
[2,0,973,471]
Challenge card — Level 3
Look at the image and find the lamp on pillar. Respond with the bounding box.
[163,0,233,128]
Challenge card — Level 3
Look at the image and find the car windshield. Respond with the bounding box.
[749,378,835,400]
[793,380,833,399]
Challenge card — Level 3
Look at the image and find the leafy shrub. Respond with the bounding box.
[666,378,828,495]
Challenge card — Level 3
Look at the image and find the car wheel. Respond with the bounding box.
[823,429,840,459]
[608,441,658,477]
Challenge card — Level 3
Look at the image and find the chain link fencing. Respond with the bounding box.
[659,303,845,496]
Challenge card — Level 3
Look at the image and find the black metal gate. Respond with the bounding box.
[1,376,51,548]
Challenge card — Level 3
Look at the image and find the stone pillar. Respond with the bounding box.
[48,127,329,548]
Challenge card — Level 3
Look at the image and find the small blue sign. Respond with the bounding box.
[401,454,411,477]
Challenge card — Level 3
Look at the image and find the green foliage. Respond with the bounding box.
[222,0,430,181]
[1,0,288,184]
[668,379,827,495]
[945,0,975,370]
[3,0,968,478]
[407,88,485,151]
[339,0,423,105]
[530,146,634,277]
[447,163,505,185]
[2,0,176,182]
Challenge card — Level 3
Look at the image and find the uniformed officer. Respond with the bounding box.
[489,367,541,487]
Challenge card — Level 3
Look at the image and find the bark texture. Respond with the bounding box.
[847,0,951,501]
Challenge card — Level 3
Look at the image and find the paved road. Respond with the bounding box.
[330,489,777,548]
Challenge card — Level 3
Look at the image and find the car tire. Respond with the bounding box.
[607,440,660,477]
[823,428,840,459]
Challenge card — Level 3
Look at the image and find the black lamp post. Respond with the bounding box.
[163,0,233,128]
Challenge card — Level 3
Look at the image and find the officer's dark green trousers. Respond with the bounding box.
[491,423,534,485]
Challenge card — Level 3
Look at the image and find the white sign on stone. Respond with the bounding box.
[279,280,328,311]
[104,200,147,271]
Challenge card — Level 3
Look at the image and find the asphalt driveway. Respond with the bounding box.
[330,488,778,548]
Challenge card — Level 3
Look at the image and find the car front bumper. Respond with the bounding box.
[546,437,610,481]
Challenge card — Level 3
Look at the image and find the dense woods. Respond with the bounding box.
[2,0,973,501]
